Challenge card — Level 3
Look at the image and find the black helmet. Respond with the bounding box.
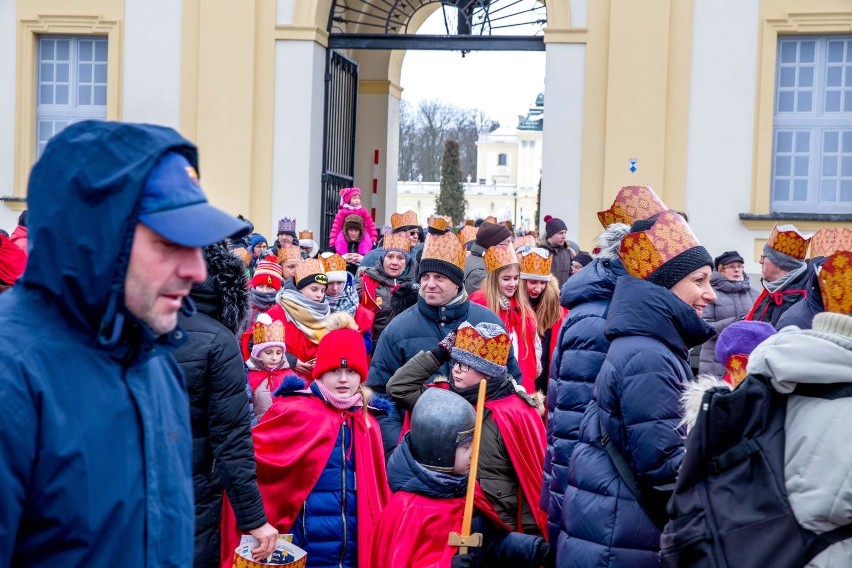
[410,388,476,473]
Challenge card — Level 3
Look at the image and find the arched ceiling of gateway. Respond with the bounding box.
[327,0,547,50]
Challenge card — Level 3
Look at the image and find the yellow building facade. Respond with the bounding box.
[1,0,850,273]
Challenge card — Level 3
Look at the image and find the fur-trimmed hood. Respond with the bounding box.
[679,374,731,432]
[190,243,251,334]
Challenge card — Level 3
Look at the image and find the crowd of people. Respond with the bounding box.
[0,121,850,568]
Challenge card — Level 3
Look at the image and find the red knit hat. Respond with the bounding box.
[250,256,283,290]
[312,328,368,383]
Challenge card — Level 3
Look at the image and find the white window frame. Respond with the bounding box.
[771,35,852,214]
[36,35,108,158]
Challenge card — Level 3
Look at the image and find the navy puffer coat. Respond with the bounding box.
[542,258,625,544]
[776,257,826,331]
[557,276,714,567]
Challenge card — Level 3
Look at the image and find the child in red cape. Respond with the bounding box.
[246,313,290,420]
[387,321,548,541]
[221,326,390,568]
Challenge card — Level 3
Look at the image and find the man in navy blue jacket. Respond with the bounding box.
[0,121,269,567]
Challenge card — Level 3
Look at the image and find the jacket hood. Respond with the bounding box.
[19,121,199,344]
[709,271,754,294]
[364,261,415,286]
[747,313,852,394]
[605,275,715,355]
[191,244,251,335]
[560,257,625,310]
[387,435,468,498]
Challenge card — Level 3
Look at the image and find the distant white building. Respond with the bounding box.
[397,95,543,230]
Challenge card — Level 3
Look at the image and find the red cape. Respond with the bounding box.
[745,288,807,322]
[359,273,399,314]
[369,491,465,568]
[265,304,319,380]
[220,392,389,567]
[473,395,548,537]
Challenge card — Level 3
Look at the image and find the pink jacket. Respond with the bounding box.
[334,231,372,255]
[328,206,378,245]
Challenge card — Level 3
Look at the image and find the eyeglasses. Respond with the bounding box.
[454,361,471,373]
[408,230,419,236]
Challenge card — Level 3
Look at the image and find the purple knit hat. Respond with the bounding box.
[715,320,776,368]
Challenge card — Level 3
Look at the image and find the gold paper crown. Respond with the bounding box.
[383,232,412,252]
[619,210,702,280]
[766,224,810,260]
[520,248,553,280]
[818,251,852,315]
[320,253,346,273]
[233,247,251,266]
[513,235,536,251]
[277,244,303,262]
[726,354,749,388]
[809,227,852,258]
[294,258,326,283]
[429,214,453,232]
[484,216,497,224]
[421,231,466,270]
[465,219,476,226]
[390,210,419,231]
[454,323,511,367]
[597,185,668,228]
[457,225,477,244]
[253,318,285,345]
[299,230,314,241]
[484,244,519,272]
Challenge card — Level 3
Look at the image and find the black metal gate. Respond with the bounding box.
[320,50,358,250]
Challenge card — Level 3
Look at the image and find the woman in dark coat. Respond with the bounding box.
[558,212,716,567]
[698,250,759,378]
[172,243,276,567]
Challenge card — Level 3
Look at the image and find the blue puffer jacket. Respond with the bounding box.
[366,294,522,456]
[289,382,359,568]
[776,257,825,331]
[0,122,195,566]
[557,276,714,567]
[542,258,625,544]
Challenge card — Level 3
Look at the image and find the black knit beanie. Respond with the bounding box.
[476,222,512,248]
[647,246,714,289]
[544,215,568,239]
[417,258,464,289]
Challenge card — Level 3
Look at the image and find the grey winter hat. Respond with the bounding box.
[409,388,476,473]
[761,244,804,273]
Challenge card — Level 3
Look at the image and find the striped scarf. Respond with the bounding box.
[277,288,332,344]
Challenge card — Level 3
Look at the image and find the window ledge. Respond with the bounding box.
[739,213,852,231]
[0,196,26,211]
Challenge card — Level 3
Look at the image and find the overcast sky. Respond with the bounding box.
[399,11,546,129]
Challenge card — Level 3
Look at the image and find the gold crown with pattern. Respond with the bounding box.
[513,235,536,251]
[429,214,453,232]
[726,354,749,388]
[597,185,668,228]
[818,251,852,315]
[619,210,702,280]
[766,224,810,260]
[299,229,314,241]
[520,248,553,281]
[483,215,497,224]
[383,232,412,252]
[809,227,852,258]
[457,225,478,244]
[277,244,303,262]
[421,231,466,270]
[294,258,326,284]
[453,322,511,367]
[253,316,285,345]
[319,253,346,273]
[390,210,419,231]
[484,244,519,272]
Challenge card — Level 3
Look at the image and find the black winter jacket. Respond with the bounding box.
[172,245,266,568]
[776,257,826,330]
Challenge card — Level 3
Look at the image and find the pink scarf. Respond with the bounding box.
[315,380,364,410]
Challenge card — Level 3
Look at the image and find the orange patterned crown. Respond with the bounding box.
[484,244,519,273]
[252,314,285,345]
[452,321,511,371]
[298,229,314,241]
[818,251,852,315]
[457,225,478,244]
[809,227,852,258]
[390,210,419,231]
[766,224,810,260]
[294,258,326,284]
[483,216,498,224]
[383,232,412,253]
[597,185,668,228]
[277,244,303,262]
[319,252,346,273]
[513,235,537,251]
[619,210,703,280]
[726,354,749,388]
[421,231,466,270]
[429,214,453,232]
[465,219,476,226]
[520,247,553,281]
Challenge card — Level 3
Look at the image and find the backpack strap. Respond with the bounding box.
[599,414,669,530]
[804,523,852,563]
[793,382,852,400]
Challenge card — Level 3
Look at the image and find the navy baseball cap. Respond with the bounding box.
[138,152,250,247]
